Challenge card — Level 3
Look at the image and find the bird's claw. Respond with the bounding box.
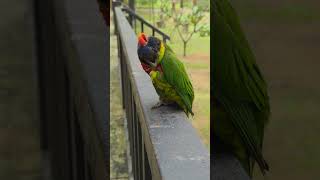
[151,101,175,109]
[151,101,165,109]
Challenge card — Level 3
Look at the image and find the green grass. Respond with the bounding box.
[166,34,210,56]
[184,62,208,70]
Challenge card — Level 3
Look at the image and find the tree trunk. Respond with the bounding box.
[183,41,187,57]
[172,1,176,12]
[180,0,184,8]
[183,23,189,33]
[151,0,155,25]
[129,0,135,11]
[192,0,197,6]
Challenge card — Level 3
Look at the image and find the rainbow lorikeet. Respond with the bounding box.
[212,0,270,177]
[137,33,194,117]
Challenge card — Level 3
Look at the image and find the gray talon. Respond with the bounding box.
[151,101,164,109]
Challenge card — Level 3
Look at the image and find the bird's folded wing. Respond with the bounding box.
[212,0,270,172]
[161,49,194,113]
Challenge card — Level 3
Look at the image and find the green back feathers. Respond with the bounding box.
[161,44,194,116]
[212,0,270,175]
[212,0,269,110]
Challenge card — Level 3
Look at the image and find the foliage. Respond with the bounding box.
[172,6,210,56]
[156,0,172,27]
[159,0,171,19]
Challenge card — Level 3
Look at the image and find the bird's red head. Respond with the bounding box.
[138,33,148,46]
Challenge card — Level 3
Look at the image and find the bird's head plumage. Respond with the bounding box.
[137,33,164,69]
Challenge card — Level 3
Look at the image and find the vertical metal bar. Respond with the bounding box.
[124,64,134,166]
[128,82,135,179]
[117,34,121,58]
[128,89,137,179]
[144,146,152,179]
[134,17,137,34]
[118,38,126,109]
[132,95,137,180]
[141,135,145,180]
[136,115,140,180]
[121,52,126,109]
[137,119,143,179]
[129,0,135,11]
[141,21,144,32]
[128,14,133,27]
[135,103,139,180]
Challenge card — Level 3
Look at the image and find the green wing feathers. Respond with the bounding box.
[161,44,194,116]
[213,0,268,109]
[212,0,270,176]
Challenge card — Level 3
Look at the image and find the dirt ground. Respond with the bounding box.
[232,1,320,179]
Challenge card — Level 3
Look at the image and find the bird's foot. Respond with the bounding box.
[151,101,173,109]
[151,101,165,109]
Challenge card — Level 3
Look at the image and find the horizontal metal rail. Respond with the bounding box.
[114,4,209,180]
[120,3,170,42]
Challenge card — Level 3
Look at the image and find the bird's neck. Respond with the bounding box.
[158,42,165,63]
[141,63,163,74]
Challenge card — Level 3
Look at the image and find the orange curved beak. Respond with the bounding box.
[138,32,147,46]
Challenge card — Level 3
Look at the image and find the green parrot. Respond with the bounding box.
[137,33,194,117]
[212,0,270,177]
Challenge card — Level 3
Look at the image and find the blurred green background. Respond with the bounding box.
[231,1,320,179]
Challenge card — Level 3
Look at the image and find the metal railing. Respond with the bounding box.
[122,6,170,42]
[113,2,209,180]
[113,1,170,42]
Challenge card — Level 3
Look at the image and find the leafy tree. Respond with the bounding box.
[156,0,172,27]
[173,6,210,56]
[193,0,197,6]
[180,0,184,8]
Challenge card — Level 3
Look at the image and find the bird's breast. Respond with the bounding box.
[140,63,163,74]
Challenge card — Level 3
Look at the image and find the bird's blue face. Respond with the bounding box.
[147,36,161,53]
[137,46,156,65]
[137,33,160,67]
